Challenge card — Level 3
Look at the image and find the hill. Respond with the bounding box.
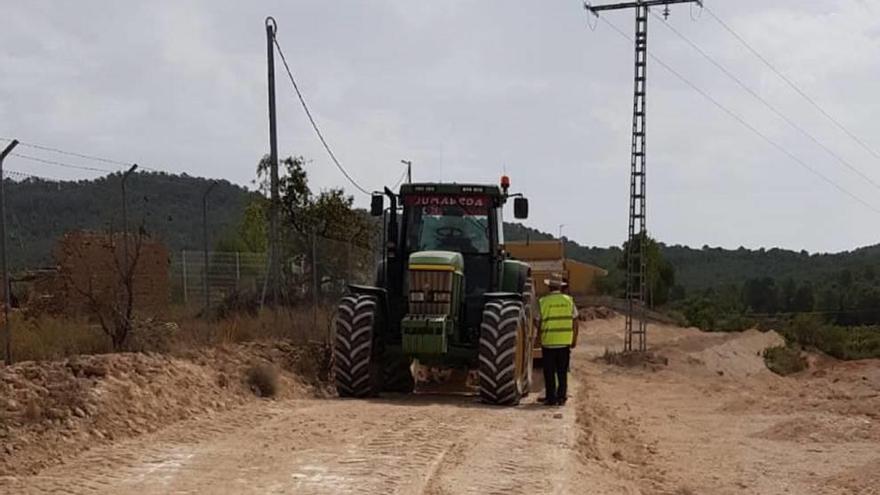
[504,222,880,292]
[5,173,253,270]
[6,172,880,319]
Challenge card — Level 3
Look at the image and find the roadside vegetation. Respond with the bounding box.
[762,345,807,375]
[9,303,335,363]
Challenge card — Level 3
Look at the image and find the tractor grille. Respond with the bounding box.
[408,269,453,315]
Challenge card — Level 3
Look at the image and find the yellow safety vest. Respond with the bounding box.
[539,292,574,347]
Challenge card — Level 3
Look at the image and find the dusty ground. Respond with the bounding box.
[2,317,878,494]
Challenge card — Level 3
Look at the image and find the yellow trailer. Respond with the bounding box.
[505,240,607,359]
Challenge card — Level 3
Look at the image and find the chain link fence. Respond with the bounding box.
[168,232,379,341]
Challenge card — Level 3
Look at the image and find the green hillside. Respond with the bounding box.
[5,172,254,270]
[6,172,880,325]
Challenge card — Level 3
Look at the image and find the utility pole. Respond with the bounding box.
[202,180,218,312]
[585,0,701,352]
[401,159,412,183]
[0,139,18,365]
[558,224,566,240]
[265,16,281,306]
[121,163,138,271]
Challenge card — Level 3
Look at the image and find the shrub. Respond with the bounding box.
[246,363,279,398]
[11,314,111,362]
[781,315,880,360]
[763,345,807,375]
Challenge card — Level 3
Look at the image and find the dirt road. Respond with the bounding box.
[4,317,879,494]
[4,385,585,494]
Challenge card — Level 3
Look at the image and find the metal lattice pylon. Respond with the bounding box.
[585,0,702,353]
[624,5,648,353]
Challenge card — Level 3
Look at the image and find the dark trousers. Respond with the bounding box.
[542,346,571,404]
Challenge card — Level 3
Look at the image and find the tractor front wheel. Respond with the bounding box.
[478,299,529,406]
[334,294,382,398]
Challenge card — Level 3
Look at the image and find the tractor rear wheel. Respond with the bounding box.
[478,299,528,406]
[334,294,382,398]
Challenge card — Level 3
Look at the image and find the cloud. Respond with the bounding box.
[0,0,877,252]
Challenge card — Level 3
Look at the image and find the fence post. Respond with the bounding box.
[181,250,188,305]
[312,231,318,336]
[1,139,19,365]
[235,251,241,292]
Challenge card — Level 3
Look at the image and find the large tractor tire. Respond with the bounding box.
[382,354,415,393]
[334,294,382,398]
[478,299,529,406]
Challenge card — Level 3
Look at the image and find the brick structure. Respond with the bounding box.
[13,231,170,317]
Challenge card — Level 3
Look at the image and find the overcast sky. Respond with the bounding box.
[2,0,879,253]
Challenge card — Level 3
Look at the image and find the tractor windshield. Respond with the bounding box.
[404,194,491,254]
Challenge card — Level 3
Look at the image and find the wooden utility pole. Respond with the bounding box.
[585,0,701,352]
[265,17,281,306]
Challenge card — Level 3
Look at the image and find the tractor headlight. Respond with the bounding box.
[409,291,426,302]
[431,291,452,303]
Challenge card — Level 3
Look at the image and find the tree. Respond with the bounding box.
[250,155,376,298]
[63,228,148,350]
[216,199,268,253]
[742,277,779,314]
[791,283,815,313]
[618,234,676,308]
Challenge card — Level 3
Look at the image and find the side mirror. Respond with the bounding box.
[514,197,529,219]
[370,194,384,216]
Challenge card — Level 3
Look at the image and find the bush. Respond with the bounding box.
[781,315,880,360]
[213,291,260,320]
[11,314,111,362]
[714,315,756,333]
[763,345,807,375]
[246,363,279,398]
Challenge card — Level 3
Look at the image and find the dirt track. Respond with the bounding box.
[4,317,879,494]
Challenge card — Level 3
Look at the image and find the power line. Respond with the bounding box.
[650,10,880,192]
[0,137,164,174]
[0,137,132,168]
[4,152,229,189]
[703,6,880,164]
[391,167,409,190]
[10,152,114,173]
[596,16,880,215]
[269,33,372,196]
[4,169,64,182]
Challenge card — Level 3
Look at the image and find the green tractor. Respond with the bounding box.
[333,177,535,405]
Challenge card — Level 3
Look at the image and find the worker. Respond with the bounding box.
[537,277,578,406]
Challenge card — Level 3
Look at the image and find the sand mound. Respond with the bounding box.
[0,341,330,476]
[681,330,784,379]
[756,415,879,443]
[825,458,880,494]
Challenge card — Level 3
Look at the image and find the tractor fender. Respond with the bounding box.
[347,284,389,330]
[500,259,531,294]
[482,292,523,302]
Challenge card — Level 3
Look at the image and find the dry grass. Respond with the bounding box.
[600,348,669,369]
[170,305,336,349]
[9,313,111,363]
[6,303,337,363]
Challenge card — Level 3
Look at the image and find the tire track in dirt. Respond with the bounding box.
[6,391,588,495]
